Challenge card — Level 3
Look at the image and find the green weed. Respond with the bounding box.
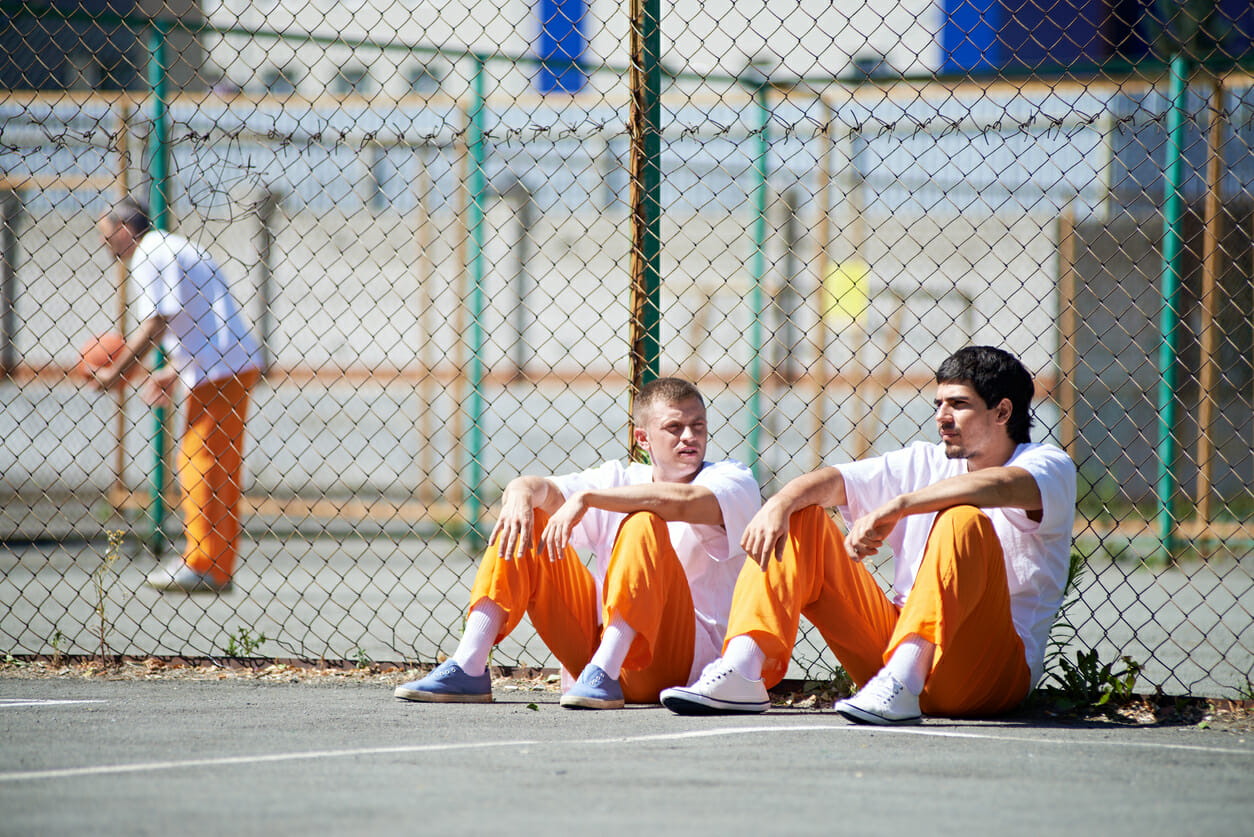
[1046,649,1142,711]
[1233,677,1254,702]
[1040,547,1142,712]
[49,629,65,667]
[224,626,267,657]
[94,530,124,661]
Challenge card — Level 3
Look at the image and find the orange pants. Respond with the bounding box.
[179,370,259,584]
[726,505,1030,717]
[468,510,696,703]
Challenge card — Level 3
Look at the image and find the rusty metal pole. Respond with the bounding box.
[1195,75,1224,534]
[112,102,132,506]
[1057,204,1078,458]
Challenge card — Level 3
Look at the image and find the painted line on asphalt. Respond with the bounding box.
[0,699,106,709]
[0,722,1249,783]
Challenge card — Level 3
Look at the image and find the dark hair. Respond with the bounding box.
[935,346,1034,444]
[104,197,151,236]
[633,377,704,426]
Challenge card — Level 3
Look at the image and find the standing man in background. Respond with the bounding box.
[88,197,262,594]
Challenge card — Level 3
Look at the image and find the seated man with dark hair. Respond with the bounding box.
[662,347,1077,723]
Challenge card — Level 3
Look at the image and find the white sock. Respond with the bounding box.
[451,599,506,678]
[884,634,935,696]
[722,634,766,681]
[589,613,636,680]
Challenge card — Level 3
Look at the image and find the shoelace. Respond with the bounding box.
[858,673,902,704]
[697,659,735,684]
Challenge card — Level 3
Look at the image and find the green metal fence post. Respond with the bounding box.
[1156,53,1189,556]
[745,73,769,480]
[146,19,171,556]
[627,0,662,461]
[465,55,488,545]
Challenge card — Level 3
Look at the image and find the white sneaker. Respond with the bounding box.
[660,659,770,715]
[834,670,922,725]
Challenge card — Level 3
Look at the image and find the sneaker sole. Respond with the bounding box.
[559,694,625,710]
[145,581,233,594]
[834,703,921,725]
[393,686,492,703]
[661,691,768,715]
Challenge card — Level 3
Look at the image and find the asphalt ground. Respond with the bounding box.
[1,675,1252,837]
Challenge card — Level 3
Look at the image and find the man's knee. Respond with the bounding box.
[922,505,1006,582]
[933,505,997,543]
[614,510,669,545]
[788,505,829,531]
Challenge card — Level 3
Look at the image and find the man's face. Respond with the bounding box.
[97,217,136,262]
[635,396,708,483]
[934,381,1011,465]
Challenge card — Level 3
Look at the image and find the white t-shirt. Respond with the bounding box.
[549,458,761,683]
[131,230,261,389]
[836,441,1077,686]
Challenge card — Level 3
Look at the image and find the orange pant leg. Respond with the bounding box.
[603,512,696,703]
[179,370,258,583]
[725,506,898,689]
[468,510,601,679]
[891,506,1030,717]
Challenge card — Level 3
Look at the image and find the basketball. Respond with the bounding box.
[77,332,132,381]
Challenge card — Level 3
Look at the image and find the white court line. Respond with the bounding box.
[0,699,106,709]
[0,723,1250,784]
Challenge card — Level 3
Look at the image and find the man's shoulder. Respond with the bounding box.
[1008,442,1077,473]
[133,229,185,261]
[696,458,759,488]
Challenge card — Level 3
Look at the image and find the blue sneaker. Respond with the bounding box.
[559,663,625,709]
[394,660,492,703]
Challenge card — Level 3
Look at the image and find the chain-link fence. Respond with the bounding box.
[1,0,1252,697]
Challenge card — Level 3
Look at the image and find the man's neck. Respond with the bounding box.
[966,439,1021,472]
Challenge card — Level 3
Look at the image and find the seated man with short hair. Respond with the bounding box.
[395,377,761,709]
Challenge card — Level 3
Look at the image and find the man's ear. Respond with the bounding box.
[633,426,649,449]
[994,397,1013,426]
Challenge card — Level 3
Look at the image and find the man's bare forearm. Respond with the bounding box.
[767,466,847,517]
[575,483,722,525]
[501,475,565,515]
[890,466,1041,519]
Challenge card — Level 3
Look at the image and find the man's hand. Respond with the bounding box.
[140,366,177,408]
[844,498,904,561]
[740,496,793,570]
[540,492,589,562]
[87,364,123,393]
[741,467,846,570]
[488,476,563,561]
[490,489,537,562]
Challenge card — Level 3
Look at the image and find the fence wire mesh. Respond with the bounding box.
[1,0,1252,697]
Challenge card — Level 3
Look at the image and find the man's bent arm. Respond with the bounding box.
[541,482,721,561]
[845,466,1041,559]
[895,466,1042,517]
[741,467,845,569]
[92,315,166,391]
[576,483,722,525]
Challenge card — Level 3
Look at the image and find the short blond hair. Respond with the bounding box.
[632,377,704,426]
